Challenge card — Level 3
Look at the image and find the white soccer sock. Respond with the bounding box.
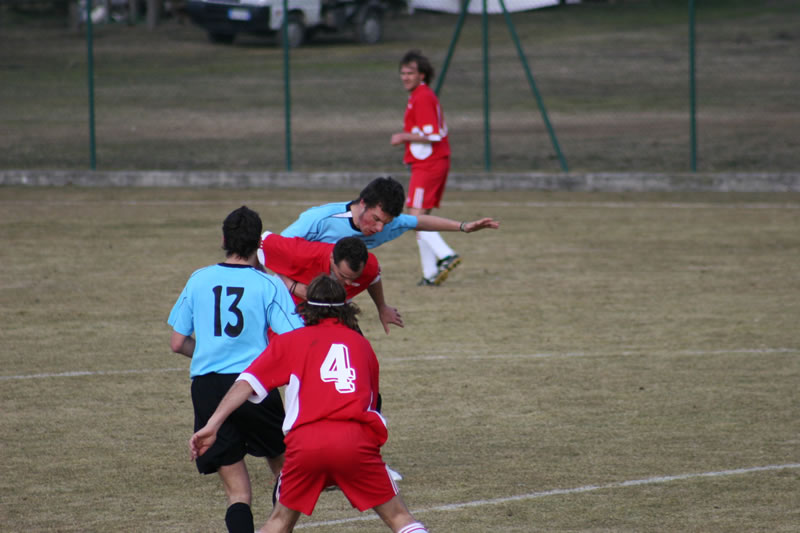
[398,522,428,533]
[416,233,439,280]
[418,231,455,260]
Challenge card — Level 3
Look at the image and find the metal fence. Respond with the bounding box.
[2,1,798,175]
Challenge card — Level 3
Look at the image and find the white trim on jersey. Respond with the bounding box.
[238,372,268,404]
[257,230,274,266]
[282,373,301,435]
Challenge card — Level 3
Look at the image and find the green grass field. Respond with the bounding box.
[2,1,799,173]
[1,186,799,531]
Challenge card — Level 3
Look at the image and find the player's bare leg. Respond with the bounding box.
[219,460,252,505]
[259,501,301,533]
[373,495,428,532]
[218,460,255,533]
[266,453,284,477]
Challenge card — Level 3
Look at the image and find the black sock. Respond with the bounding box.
[225,502,254,533]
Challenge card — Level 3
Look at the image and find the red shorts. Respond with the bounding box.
[276,420,398,515]
[406,157,450,210]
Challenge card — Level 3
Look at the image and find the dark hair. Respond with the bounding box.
[400,49,434,84]
[297,274,360,331]
[332,237,368,273]
[222,206,262,259]
[357,176,405,217]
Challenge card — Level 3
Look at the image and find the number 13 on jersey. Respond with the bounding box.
[320,343,357,393]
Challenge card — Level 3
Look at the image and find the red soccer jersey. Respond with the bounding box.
[260,233,381,305]
[238,318,388,445]
[403,82,450,164]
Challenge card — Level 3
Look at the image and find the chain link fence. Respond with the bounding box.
[2,0,798,175]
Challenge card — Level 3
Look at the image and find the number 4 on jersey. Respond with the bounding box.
[320,343,356,393]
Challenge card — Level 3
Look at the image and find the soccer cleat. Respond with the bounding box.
[431,254,460,285]
[436,254,462,273]
[417,277,437,287]
[431,267,450,285]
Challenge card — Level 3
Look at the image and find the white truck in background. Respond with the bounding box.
[185,0,406,47]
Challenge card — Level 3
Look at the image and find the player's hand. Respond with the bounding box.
[378,304,404,334]
[464,218,500,233]
[390,133,406,146]
[189,426,217,460]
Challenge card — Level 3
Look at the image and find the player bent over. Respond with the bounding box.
[190,275,429,533]
[259,232,403,335]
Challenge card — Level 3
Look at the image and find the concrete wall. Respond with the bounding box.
[2,170,800,192]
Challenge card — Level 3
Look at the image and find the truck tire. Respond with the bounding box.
[285,13,305,48]
[208,31,235,44]
[355,7,382,45]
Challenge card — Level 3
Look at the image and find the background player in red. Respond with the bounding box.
[258,232,403,335]
[391,49,461,287]
[190,275,429,533]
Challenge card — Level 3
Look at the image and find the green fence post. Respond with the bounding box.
[498,0,567,172]
[482,0,491,171]
[689,0,697,172]
[434,0,470,96]
[86,0,97,170]
[282,0,292,172]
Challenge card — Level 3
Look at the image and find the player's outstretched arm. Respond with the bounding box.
[367,279,404,335]
[189,380,254,460]
[415,214,500,233]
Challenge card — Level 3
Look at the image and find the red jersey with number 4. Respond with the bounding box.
[403,82,450,164]
[260,233,381,305]
[237,318,388,445]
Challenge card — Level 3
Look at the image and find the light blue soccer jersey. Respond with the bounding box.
[280,201,418,249]
[168,263,303,378]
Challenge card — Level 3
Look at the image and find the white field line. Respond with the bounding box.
[0,367,185,381]
[385,347,800,364]
[295,463,800,529]
[1,348,797,381]
[2,199,800,210]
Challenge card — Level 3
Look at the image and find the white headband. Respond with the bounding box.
[306,300,345,307]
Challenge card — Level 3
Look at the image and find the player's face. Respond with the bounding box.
[400,62,425,92]
[357,203,393,236]
[330,257,364,287]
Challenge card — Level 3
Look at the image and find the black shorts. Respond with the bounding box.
[191,373,286,475]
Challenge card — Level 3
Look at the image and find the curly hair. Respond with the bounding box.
[357,176,405,218]
[296,274,361,331]
[400,49,434,84]
[222,206,262,258]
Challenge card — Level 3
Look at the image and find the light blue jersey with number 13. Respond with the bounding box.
[168,263,303,378]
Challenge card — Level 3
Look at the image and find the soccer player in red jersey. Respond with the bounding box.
[190,275,429,533]
[258,232,402,334]
[391,50,462,286]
